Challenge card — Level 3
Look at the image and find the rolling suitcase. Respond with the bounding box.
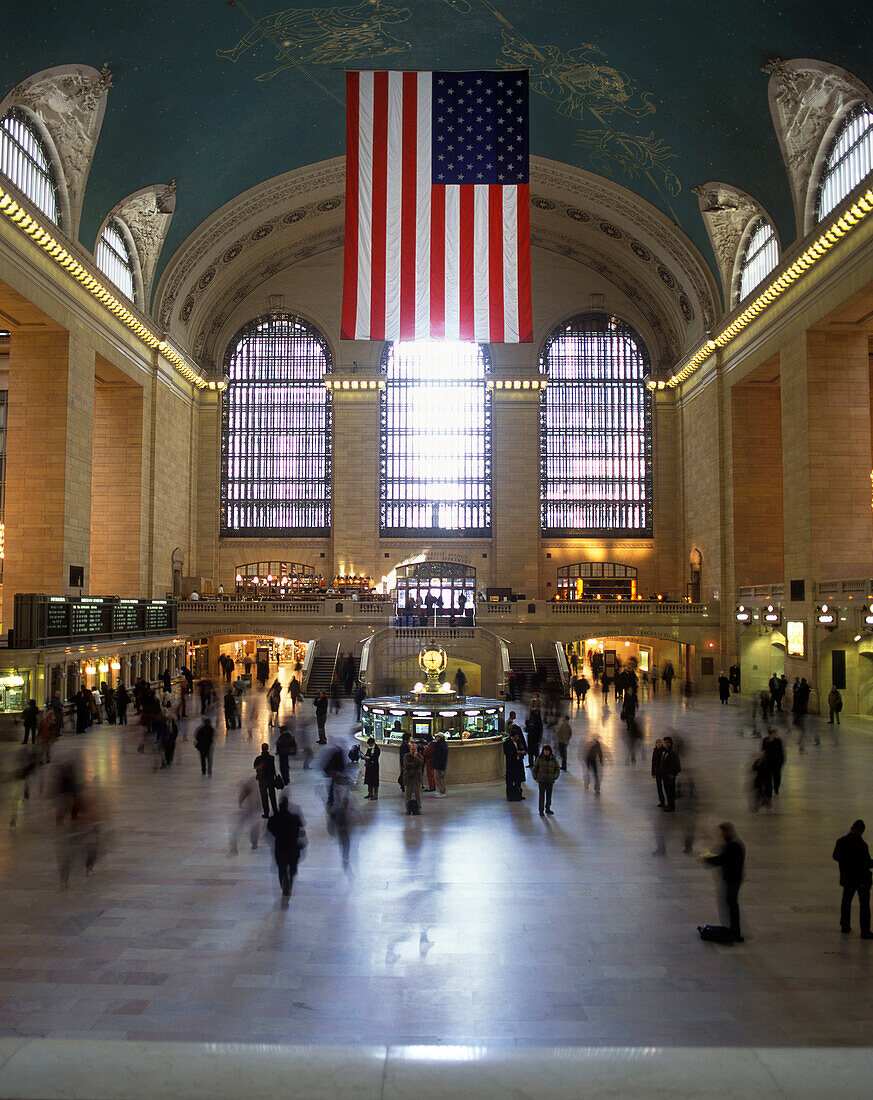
[698,924,734,943]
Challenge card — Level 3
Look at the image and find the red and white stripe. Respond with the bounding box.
[342,70,532,344]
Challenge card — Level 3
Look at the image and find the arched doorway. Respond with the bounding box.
[556,562,637,601]
[395,561,476,625]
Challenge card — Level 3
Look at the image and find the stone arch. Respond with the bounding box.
[763,57,873,237]
[0,63,112,239]
[693,182,781,309]
[96,183,176,307]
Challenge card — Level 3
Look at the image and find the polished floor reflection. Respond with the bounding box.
[1,681,872,1047]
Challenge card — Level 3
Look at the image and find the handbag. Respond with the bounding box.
[274,775,285,790]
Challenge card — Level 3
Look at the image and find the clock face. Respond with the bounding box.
[420,646,446,674]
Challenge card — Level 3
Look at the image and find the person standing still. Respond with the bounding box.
[660,736,681,811]
[532,744,560,815]
[833,820,873,938]
[651,738,667,806]
[363,737,381,800]
[828,686,843,726]
[314,691,328,744]
[555,714,573,771]
[432,732,448,796]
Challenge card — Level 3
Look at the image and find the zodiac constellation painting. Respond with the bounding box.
[495,25,680,199]
[217,1,413,81]
[218,0,680,203]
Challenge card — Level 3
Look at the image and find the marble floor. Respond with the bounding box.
[0,681,872,1050]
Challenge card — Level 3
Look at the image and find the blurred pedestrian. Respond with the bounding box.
[194,717,214,776]
[275,725,296,785]
[660,736,681,811]
[651,737,666,807]
[403,743,424,815]
[267,796,306,904]
[583,736,603,794]
[254,743,279,817]
[828,686,843,727]
[432,732,448,797]
[701,822,745,943]
[327,776,355,871]
[229,777,262,854]
[555,714,573,771]
[314,691,328,744]
[503,726,526,802]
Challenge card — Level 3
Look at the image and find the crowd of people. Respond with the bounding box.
[2,650,870,946]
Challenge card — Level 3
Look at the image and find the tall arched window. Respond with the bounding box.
[541,314,651,535]
[816,104,873,221]
[221,314,331,535]
[738,218,778,302]
[0,107,59,225]
[96,220,136,303]
[380,341,491,535]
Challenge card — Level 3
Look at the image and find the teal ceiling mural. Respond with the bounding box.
[2,0,872,293]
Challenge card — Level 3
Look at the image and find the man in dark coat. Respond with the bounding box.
[254,743,279,817]
[275,726,296,785]
[659,736,681,811]
[194,717,214,776]
[267,797,306,901]
[703,822,746,942]
[503,729,526,802]
[761,728,785,797]
[833,820,873,938]
[314,691,328,744]
[651,738,667,806]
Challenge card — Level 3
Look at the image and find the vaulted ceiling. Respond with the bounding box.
[3,1,872,311]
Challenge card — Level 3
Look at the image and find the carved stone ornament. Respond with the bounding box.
[0,63,113,238]
[692,182,771,307]
[763,57,873,234]
[107,183,176,304]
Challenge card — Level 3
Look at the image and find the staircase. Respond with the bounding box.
[306,649,339,694]
[305,646,359,695]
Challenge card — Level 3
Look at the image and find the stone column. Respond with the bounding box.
[491,384,541,596]
[780,326,872,700]
[330,379,381,580]
[3,331,95,626]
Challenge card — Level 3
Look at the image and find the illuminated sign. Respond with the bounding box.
[816,603,836,625]
[735,604,750,623]
[763,604,781,624]
[787,620,805,658]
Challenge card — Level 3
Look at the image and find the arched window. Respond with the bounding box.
[380,341,491,535]
[0,107,59,224]
[738,218,778,302]
[96,220,136,303]
[816,103,873,221]
[541,314,651,535]
[221,314,331,535]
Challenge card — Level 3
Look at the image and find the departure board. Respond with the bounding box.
[112,601,141,633]
[70,600,109,637]
[45,599,70,639]
[12,595,178,648]
[144,601,172,632]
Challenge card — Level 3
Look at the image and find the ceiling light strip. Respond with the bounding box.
[662,188,873,390]
[0,183,222,391]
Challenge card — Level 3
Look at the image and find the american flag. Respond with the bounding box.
[341,70,532,343]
